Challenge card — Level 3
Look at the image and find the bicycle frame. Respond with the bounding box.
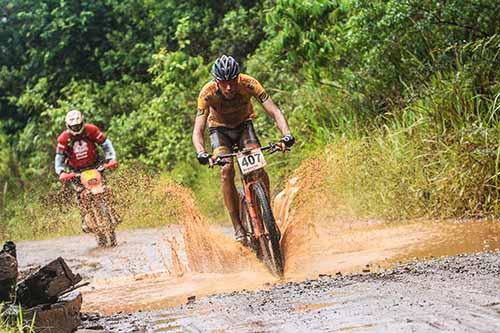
[211,142,288,276]
[214,143,283,239]
[242,172,266,239]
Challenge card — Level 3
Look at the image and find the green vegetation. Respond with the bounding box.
[1,0,498,239]
[0,304,35,333]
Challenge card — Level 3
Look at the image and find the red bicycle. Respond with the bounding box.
[211,142,287,277]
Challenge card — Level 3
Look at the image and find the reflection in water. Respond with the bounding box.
[398,220,500,261]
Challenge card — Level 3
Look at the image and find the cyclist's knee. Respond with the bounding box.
[220,162,235,182]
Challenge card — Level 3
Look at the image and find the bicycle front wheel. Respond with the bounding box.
[253,182,284,277]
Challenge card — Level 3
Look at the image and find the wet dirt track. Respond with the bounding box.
[14,218,500,332]
[17,226,179,280]
[81,250,500,332]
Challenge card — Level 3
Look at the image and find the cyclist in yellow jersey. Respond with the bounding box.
[192,55,295,243]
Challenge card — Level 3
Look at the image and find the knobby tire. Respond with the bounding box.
[91,200,117,247]
[253,182,284,277]
[98,202,117,247]
[91,206,108,247]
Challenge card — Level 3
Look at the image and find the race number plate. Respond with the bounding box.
[81,169,99,182]
[237,149,267,175]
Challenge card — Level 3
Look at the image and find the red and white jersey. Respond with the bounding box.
[56,124,107,170]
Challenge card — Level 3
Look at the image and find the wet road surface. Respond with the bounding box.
[12,168,500,331]
[81,250,500,332]
[14,218,500,332]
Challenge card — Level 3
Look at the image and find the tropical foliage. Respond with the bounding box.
[1,0,498,238]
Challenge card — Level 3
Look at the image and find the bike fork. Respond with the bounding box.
[244,184,264,238]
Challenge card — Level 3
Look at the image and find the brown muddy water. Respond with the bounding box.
[16,218,500,316]
[13,182,500,330]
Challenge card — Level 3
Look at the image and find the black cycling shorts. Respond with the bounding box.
[209,120,261,156]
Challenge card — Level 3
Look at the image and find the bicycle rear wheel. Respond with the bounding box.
[253,182,284,277]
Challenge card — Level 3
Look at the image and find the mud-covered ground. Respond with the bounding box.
[12,169,500,331]
[15,217,500,332]
[80,250,500,332]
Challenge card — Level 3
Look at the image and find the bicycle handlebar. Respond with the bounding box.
[210,141,290,167]
[74,163,107,178]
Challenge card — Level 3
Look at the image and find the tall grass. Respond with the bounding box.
[0,304,35,333]
[1,35,498,240]
[283,37,500,220]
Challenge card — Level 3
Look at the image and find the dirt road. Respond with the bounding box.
[15,218,500,332]
[81,250,500,332]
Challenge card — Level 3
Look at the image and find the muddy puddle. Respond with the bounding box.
[283,218,500,280]
[15,181,500,320]
[17,216,500,317]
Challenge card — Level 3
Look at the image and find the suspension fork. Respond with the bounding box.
[243,180,265,238]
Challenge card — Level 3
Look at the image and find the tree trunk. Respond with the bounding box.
[16,257,82,308]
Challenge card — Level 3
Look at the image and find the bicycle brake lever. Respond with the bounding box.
[208,157,217,168]
[210,156,228,167]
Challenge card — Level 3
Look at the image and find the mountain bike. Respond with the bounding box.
[211,142,288,277]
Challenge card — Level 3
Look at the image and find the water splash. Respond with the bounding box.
[274,157,328,275]
[165,236,185,277]
[164,183,268,275]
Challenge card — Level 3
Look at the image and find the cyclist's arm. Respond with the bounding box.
[55,133,68,175]
[192,111,208,153]
[54,153,65,175]
[101,138,117,161]
[261,98,291,136]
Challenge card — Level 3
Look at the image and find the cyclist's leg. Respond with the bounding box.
[239,121,271,198]
[209,127,246,240]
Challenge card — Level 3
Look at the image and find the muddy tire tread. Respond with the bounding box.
[253,182,284,277]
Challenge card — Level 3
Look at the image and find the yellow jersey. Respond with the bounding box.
[196,74,270,128]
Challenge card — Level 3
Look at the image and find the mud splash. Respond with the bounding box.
[81,184,276,315]
[164,183,270,275]
[19,161,500,317]
[273,157,500,279]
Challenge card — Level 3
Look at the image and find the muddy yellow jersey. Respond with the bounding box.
[197,74,270,128]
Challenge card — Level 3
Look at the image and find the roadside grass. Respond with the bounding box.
[2,95,498,242]
[0,167,188,242]
[285,70,500,220]
[0,304,35,333]
[1,41,498,240]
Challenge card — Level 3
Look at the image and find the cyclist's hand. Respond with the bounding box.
[196,151,211,165]
[280,134,295,148]
[59,172,76,183]
[104,159,119,170]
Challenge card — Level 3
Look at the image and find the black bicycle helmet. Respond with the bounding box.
[212,55,240,81]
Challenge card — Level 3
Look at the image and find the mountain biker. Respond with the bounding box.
[192,55,295,243]
[54,110,119,233]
